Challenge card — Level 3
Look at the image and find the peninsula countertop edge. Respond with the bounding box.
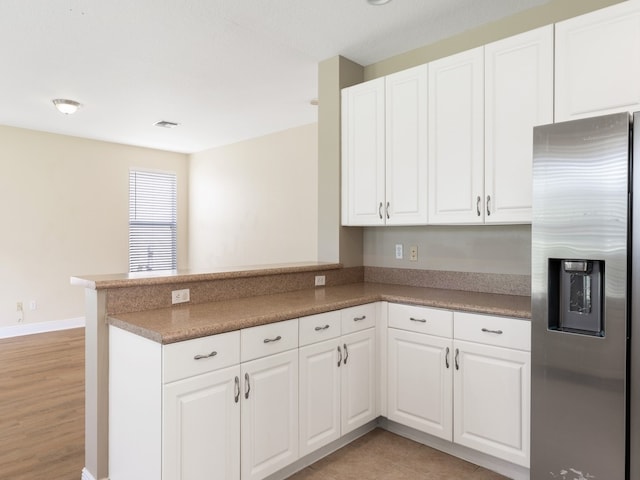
[107,282,532,344]
[71,261,343,289]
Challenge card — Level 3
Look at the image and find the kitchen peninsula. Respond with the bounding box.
[72,262,530,480]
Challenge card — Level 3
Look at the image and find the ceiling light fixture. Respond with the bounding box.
[52,98,82,115]
[367,0,392,5]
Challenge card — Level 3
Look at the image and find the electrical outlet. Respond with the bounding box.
[17,302,24,323]
[395,244,403,260]
[315,275,326,287]
[171,288,190,304]
[409,246,418,262]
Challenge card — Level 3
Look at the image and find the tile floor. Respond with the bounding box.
[287,428,509,480]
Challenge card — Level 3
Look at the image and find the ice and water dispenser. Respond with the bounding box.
[548,259,604,336]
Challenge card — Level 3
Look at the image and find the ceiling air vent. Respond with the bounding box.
[154,120,180,129]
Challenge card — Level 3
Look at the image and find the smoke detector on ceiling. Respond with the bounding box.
[367,0,392,5]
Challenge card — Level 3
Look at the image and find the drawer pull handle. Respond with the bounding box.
[353,315,366,322]
[476,196,481,216]
[410,317,426,323]
[263,335,282,343]
[343,343,349,364]
[234,376,240,403]
[337,345,342,367]
[481,328,503,335]
[194,351,217,360]
[445,347,450,369]
[244,373,250,400]
[315,325,330,331]
[455,348,460,370]
[378,202,383,219]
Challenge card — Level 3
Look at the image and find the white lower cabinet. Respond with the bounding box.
[298,306,378,457]
[163,365,241,480]
[453,339,530,467]
[241,349,299,480]
[386,305,530,469]
[110,300,530,479]
[387,327,452,440]
[341,327,377,434]
[453,312,531,468]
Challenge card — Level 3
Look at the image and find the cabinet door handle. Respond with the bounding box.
[409,317,426,323]
[263,335,282,343]
[234,376,240,403]
[343,343,349,365]
[445,347,450,369]
[337,345,342,367]
[476,196,481,216]
[481,328,503,335]
[194,351,217,360]
[455,348,460,370]
[486,195,491,216]
[386,201,390,219]
[315,325,330,331]
[378,202,383,219]
[244,373,250,399]
[353,315,366,322]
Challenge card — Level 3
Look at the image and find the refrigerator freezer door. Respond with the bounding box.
[531,113,630,479]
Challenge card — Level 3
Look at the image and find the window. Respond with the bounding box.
[129,169,177,272]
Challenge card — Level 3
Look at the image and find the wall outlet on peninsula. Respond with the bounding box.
[171,288,190,304]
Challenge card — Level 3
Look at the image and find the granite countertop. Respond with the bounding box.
[108,282,531,344]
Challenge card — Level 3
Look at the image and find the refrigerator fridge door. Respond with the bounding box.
[531,113,630,479]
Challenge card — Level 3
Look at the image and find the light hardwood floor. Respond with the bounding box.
[0,328,84,480]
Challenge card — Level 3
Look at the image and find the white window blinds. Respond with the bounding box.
[129,170,177,272]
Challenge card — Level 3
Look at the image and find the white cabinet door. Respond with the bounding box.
[163,365,241,480]
[387,328,453,440]
[428,47,485,224]
[485,25,553,224]
[385,64,428,225]
[341,328,377,434]
[299,339,341,457]
[341,78,386,226]
[453,340,530,468]
[241,350,299,480]
[555,1,640,121]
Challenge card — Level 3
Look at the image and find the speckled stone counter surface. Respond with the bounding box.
[109,282,531,344]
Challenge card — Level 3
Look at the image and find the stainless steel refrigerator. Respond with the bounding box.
[531,112,640,479]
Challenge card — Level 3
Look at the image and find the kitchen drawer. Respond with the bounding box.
[454,312,531,351]
[299,310,341,347]
[163,330,240,384]
[388,303,453,338]
[241,318,299,362]
[341,303,376,335]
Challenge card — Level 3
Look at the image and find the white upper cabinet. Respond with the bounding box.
[342,65,428,226]
[555,0,640,121]
[428,47,485,224]
[484,25,554,224]
[341,78,386,226]
[385,65,428,225]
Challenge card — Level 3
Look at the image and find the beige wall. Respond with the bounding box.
[188,123,318,269]
[0,126,188,328]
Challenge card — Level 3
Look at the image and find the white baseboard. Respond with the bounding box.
[0,316,85,339]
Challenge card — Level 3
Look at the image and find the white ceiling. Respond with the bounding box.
[0,0,547,154]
